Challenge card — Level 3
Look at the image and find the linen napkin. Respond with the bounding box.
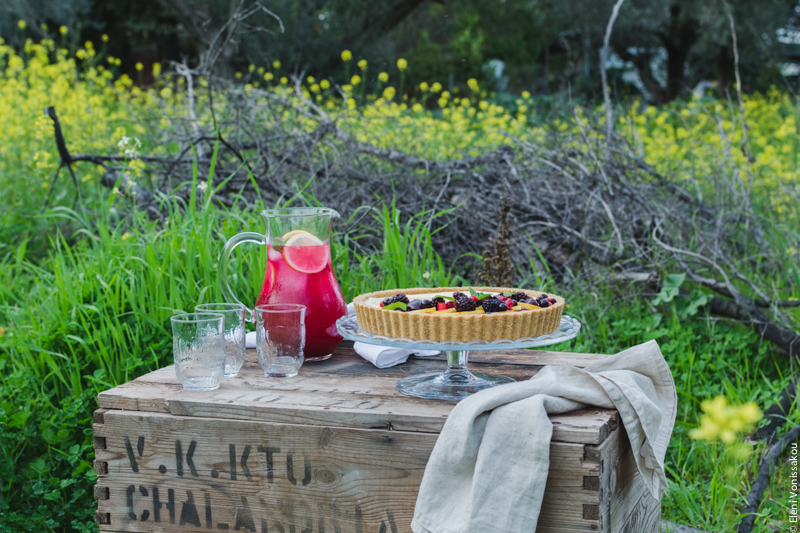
[345,302,439,368]
[411,339,677,533]
[245,304,440,367]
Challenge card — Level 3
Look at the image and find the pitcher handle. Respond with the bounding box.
[219,232,265,322]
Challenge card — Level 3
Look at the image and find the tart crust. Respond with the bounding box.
[353,286,565,343]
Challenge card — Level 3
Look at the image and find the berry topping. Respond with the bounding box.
[382,293,410,307]
[446,301,456,309]
[539,299,550,308]
[511,292,528,302]
[481,297,506,313]
[420,299,434,309]
[437,302,448,311]
[453,291,477,312]
[498,302,508,312]
[432,296,446,305]
[541,293,549,299]
[407,300,422,311]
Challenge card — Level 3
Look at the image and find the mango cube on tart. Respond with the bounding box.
[353,286,565,343]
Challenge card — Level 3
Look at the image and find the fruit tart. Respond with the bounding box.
[353,286,565,343]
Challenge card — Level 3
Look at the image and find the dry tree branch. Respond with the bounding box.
[737,423,800,533]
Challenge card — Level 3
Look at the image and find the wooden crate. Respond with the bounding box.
[93,343,661,532]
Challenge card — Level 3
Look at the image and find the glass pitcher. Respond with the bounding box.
[219,207,347,362]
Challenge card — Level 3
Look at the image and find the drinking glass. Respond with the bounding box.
[255,304,306,377]
[170,312,226,391]
[195,303,247,377]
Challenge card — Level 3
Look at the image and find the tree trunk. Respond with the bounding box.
[659,3,699,102]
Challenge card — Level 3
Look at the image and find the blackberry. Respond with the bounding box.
[382,293,410,307]
[453,291,477,312]
[407,300,422,311]
[511,291,528,302]
[481,297,506,313]
[431,296,446,306]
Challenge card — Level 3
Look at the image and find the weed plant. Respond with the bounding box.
[1,31,798,532]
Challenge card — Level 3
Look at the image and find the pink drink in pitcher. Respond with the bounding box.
[256,239,346,361]
[220,208,348,362]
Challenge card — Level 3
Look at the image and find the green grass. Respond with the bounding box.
[1,35,799,533]
[2,192,795,531]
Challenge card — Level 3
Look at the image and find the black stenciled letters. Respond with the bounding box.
[257,445,280,483]
[286,453,311,486]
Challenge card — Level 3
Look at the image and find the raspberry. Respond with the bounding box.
[453,292,477,312]
[437,302,448,311]
[382,293,410,307]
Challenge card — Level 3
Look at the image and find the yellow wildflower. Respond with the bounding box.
[382,86,396,100]
[378,72,389,83]
[273,60,281,69]
[419,81,429,91]
[135,62,143,71]
[412,103,423,113]
[59,25,68,35]
[320,79,330,90]
[467,78,479,92]
[280,76,288,84]
[431,82,442,93]
[351,75,361,86]
[102,34,109,42]
[152,62,161,76]
[689,396,762,444]
[396,58,407,71]
[264,72,274,81]
[18,20,26,30]
[521,90,531,99]
[122,232,132,241]
[235,72,242,79]
[358,59,367,71]
[310,83,320,93]
[341,50,352,62]
[307,75,315,84]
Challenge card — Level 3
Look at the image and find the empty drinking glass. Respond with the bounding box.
[195,303,247,377]
[255,304,306,377]
[170,312,226,391]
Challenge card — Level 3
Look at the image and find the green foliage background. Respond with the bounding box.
[1,27,799,533]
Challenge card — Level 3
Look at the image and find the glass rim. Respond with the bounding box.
[170,312,226,324]
[195,303,247,312]
[260,207,340,219]
[255,303,306,313]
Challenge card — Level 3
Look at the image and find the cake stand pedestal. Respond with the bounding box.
[336,314,581,401]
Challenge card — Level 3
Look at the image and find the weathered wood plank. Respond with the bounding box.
[96,409,619,532]
[98,348,618,443]
[94,342,661,532]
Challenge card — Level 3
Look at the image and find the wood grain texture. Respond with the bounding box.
[94,342,660,532]
[98,346,616,443]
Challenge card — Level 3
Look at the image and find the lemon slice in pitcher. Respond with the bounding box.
[283,231,329,273]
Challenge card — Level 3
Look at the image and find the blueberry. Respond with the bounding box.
[539,300,550,308]
[407,300,422,311]
[498,303,508,312]
[541,293,549,299]
[421,299,432,309]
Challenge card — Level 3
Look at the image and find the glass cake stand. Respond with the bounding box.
[336,314,581,401]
